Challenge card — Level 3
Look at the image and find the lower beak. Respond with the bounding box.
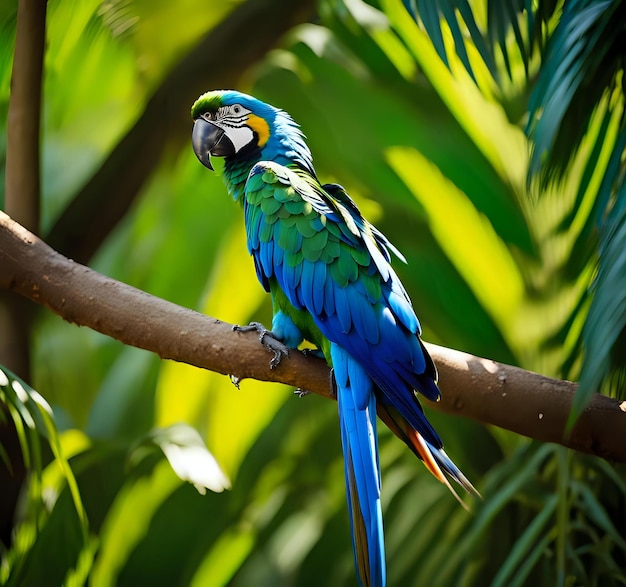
[192,118,235,170]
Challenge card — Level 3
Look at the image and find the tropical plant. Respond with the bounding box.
[0,0,624,586]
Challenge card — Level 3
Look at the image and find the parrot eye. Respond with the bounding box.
[233,105,241,114]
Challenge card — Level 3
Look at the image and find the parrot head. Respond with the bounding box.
[191,90,277,170]
[191,90,314,175]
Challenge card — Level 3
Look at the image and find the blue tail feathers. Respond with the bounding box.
[331,344,386,587]
[332,344,386,587]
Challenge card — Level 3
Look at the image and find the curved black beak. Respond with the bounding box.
[192,118,235,171]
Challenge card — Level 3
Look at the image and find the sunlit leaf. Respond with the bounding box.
[383,0,530,184]
[398,0,500,81]
[386,146,524,347]
[527,0,624,183]
[190,526,255,587]
[140,423,231,494]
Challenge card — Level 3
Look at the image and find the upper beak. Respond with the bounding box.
[192,118,235,171]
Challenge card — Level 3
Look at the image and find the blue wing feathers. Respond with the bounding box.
[310,261,327,316]
[334,284,353,334]
[260,239,273,280]
[246,160,442,419]
[273,238,284,268]
[388,284,420,334]
[252,255,271,292]
[299,260,314,308]
[247,202,264,250]
[351,288,380,346]
[323,274,336,316]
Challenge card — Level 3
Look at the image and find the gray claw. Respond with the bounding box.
[233,321,289,369]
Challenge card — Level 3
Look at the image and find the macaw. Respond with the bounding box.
[191,90,476,587]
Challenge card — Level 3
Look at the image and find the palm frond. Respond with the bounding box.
[399,0,557,82]
[526,0,625,183]
[525,0,626,419]
[575,189,626,415]
[487,0,529,79]
[402,0,497,81]
[0,366,86,528]
[0,366,88,584]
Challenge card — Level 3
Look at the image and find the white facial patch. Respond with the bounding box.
[224,125,254,153]
[215,104,255,153]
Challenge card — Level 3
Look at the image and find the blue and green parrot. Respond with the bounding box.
[191,90,475,586]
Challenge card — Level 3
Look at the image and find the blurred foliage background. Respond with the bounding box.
[1,0,625,585]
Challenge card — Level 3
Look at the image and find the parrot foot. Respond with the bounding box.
[294,388,311,398]
[233,322,289,369]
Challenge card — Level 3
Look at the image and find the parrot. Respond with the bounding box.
[191,90,476,587]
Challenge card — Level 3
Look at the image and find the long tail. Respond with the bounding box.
[376,402,479,507]
[331,344,386,587]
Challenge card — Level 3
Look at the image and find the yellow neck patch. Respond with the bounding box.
[247,114,270,147]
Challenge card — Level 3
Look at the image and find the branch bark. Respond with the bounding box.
[1,210,625,462]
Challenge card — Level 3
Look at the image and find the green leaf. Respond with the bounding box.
[0,368,89,585]
[573,195,626,423]
[573,480,626,550]
[134,423,230,494]
[190,526,255,587]
[0,366,87,534]
[386,146,525,348]
[527,0,624,183]
[89,458,183,586]
[492,494,558,587]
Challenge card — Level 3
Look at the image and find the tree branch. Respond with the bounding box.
[1,210,625,462]
[46,0,316,264]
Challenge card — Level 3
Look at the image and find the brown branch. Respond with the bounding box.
[1,211,625,462]
[46,0,316,264]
